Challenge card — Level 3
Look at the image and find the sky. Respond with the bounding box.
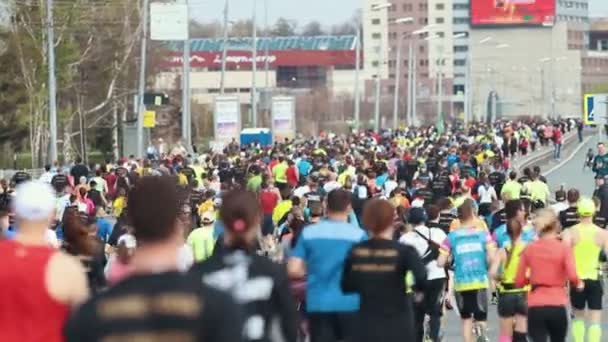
[190,0,608,26]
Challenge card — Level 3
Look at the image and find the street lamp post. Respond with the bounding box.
[220,0,229,94]
[427,32,466,127]
[354,25,361,132]
[371,3,392,132]
[251,0,258,127]
[391,17,414,130]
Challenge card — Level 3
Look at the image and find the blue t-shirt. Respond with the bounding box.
[298,160,312,177]
[375,173,389,188]
[292,219,367,313]
[493,224,536,249]
[96,218,113,243]
[443,227,492,292]
[213,220,225,240]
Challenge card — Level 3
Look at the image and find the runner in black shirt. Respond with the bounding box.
[70,157,89,183]
[342,199,426,342]
[432,172,451,202]
[191,190,298,342]
[11,171,30,185]
[65,176,241,342]
[436,198,456,234]
[488,170,506,197]
[559,189,580,229]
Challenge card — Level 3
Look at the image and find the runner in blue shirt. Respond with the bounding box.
[288,189,366,342]
[493,199,536,249]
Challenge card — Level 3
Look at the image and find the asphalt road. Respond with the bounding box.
[440,134,608,341]
[545,135,598,196]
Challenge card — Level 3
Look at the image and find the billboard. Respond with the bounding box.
[214,96,241,143]
[271,96,296,141]
[471,0,555,26]
[584,94,608,125]
[161,50,356,69]
[150,3,188,41]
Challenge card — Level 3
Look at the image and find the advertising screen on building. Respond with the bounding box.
[471,0,555,26]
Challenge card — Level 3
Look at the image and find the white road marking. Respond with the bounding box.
[543,136,593,177]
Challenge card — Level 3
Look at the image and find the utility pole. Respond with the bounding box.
[412,47,418,127]
[136,0,150,158]
[182,0,191,149]
[251,0,258,127]
[437,58,443,126]
[464,49,471,126]
[264,0,270,89]
[393,34,404,130]
[220,0,229,94]
[354,26,361,131]
[374,45,382,132]
[46,0,58,163]
[406,39,413,126]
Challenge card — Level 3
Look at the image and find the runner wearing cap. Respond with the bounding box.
[562,198,608,342]
[0,181,89,342]
[187,211,216,263]
[399,206,446,342]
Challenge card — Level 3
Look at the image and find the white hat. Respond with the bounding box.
[12,181,55,221]
[118,234,137,249]
[201,211,215,224]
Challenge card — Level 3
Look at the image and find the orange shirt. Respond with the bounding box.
[515,238,579,307]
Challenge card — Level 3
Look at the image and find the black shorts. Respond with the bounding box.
[497,292,527,317]
[570,279,603,311]
[455,289,488,321]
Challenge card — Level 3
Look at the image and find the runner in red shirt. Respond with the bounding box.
[260,182,279,236]
[286,160,299,188]
[0,182,88,342]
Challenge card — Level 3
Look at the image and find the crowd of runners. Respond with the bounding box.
[1,117,607,342]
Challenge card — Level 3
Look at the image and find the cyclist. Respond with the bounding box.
[438,199,495,342]
[489,218,530,342]
[562,198,608,342]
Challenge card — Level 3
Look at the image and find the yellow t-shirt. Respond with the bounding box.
[272,200,293,225]
[113,196,126,218]
[273,163,288,184]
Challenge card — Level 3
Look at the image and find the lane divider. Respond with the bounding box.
[543,136,593,177]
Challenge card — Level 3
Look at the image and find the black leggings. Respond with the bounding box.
[414,278,445,342]
[527,306,568,342]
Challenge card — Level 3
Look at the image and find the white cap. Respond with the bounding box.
[201,211,215,224]
[12,181,55,221]
[118,234,137,249]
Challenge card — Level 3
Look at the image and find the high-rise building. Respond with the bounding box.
[362,0,460,121]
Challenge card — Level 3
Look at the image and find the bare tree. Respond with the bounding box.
[301,21,325,36]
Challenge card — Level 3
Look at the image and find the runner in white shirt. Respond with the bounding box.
[477,173,498,217]
[399,207,447,342]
